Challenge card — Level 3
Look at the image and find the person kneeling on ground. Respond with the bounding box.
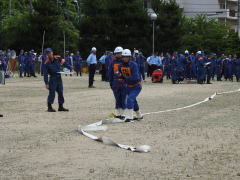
[119,49,143,122]
[43,48,72,112]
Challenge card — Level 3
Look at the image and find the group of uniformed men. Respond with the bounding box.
[97,47,143,122]
[1,47,240,118]
[0,49,37,77]
[43,47,143,123]
[0,49,83,78]
[99,49,146,82]
[147,50,240,84]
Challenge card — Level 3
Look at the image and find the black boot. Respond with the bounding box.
[58,104,69,112]
[20,72,23,78]
[48,103,56,112]
[32,73,37,77]
[0,114,3,117]
[115,115,125,120]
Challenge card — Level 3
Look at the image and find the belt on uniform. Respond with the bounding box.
[127,81,141,88]
[114,79,124,81]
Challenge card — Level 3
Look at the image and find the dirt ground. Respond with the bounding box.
[0,74,240,180]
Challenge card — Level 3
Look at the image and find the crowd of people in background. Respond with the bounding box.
[99,49,240,85]
[0,49,83,79]
[1,48,240,85]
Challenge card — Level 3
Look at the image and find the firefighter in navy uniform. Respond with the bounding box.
[205,53,214,84]
[43,48,72,112]
[108,46,126,119]
[18,50,25,78]
[119,49,143,122]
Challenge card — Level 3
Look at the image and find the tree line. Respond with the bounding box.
[0,0,240,58]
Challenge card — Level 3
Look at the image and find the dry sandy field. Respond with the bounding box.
[0,74,240,180]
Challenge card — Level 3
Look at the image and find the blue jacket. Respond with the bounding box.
[105,55,113,70]
[73,55,82,66]
[163,56,171,66]
[196,56,206,80]
[235,60,240,77]
[18,55,25,65]
[136,55,146,66]
[223,58,233,77]
[108,57,124,88]
[119,61,141,86]
[44,57,72,85]
[29,54,36,65]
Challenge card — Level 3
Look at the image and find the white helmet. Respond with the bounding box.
[92,47,97,51]
[184,50,189,54]
[197,51,201,54]
[122,49,132,57]
[134,50,139,54]
[114,46,123,54]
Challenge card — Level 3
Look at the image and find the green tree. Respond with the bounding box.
[0,0,79,54]
[79,0,151,57]
[0,0,34,49]
[181,15,240,55]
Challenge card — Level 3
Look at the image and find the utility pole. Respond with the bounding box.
[73,0,80,23]
[147,8,157,54]
[9,0,12,16]
[225,0,227,25]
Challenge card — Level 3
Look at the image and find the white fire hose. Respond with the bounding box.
[78,88,240,153]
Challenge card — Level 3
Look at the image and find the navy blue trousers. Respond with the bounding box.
[126,85,142,111]
[48,76,64,105]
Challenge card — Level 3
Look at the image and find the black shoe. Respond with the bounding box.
[58,105,69,112]
[0,114,3,117]
[125,119,135,123]
[133,116,144,121]
[115,115,125,120]
[88,86,96,88]
[48,104,56,112]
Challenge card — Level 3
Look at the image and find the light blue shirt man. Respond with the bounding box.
[147,56,162,66]
[99,55,106,64]
[87,53,97,65]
